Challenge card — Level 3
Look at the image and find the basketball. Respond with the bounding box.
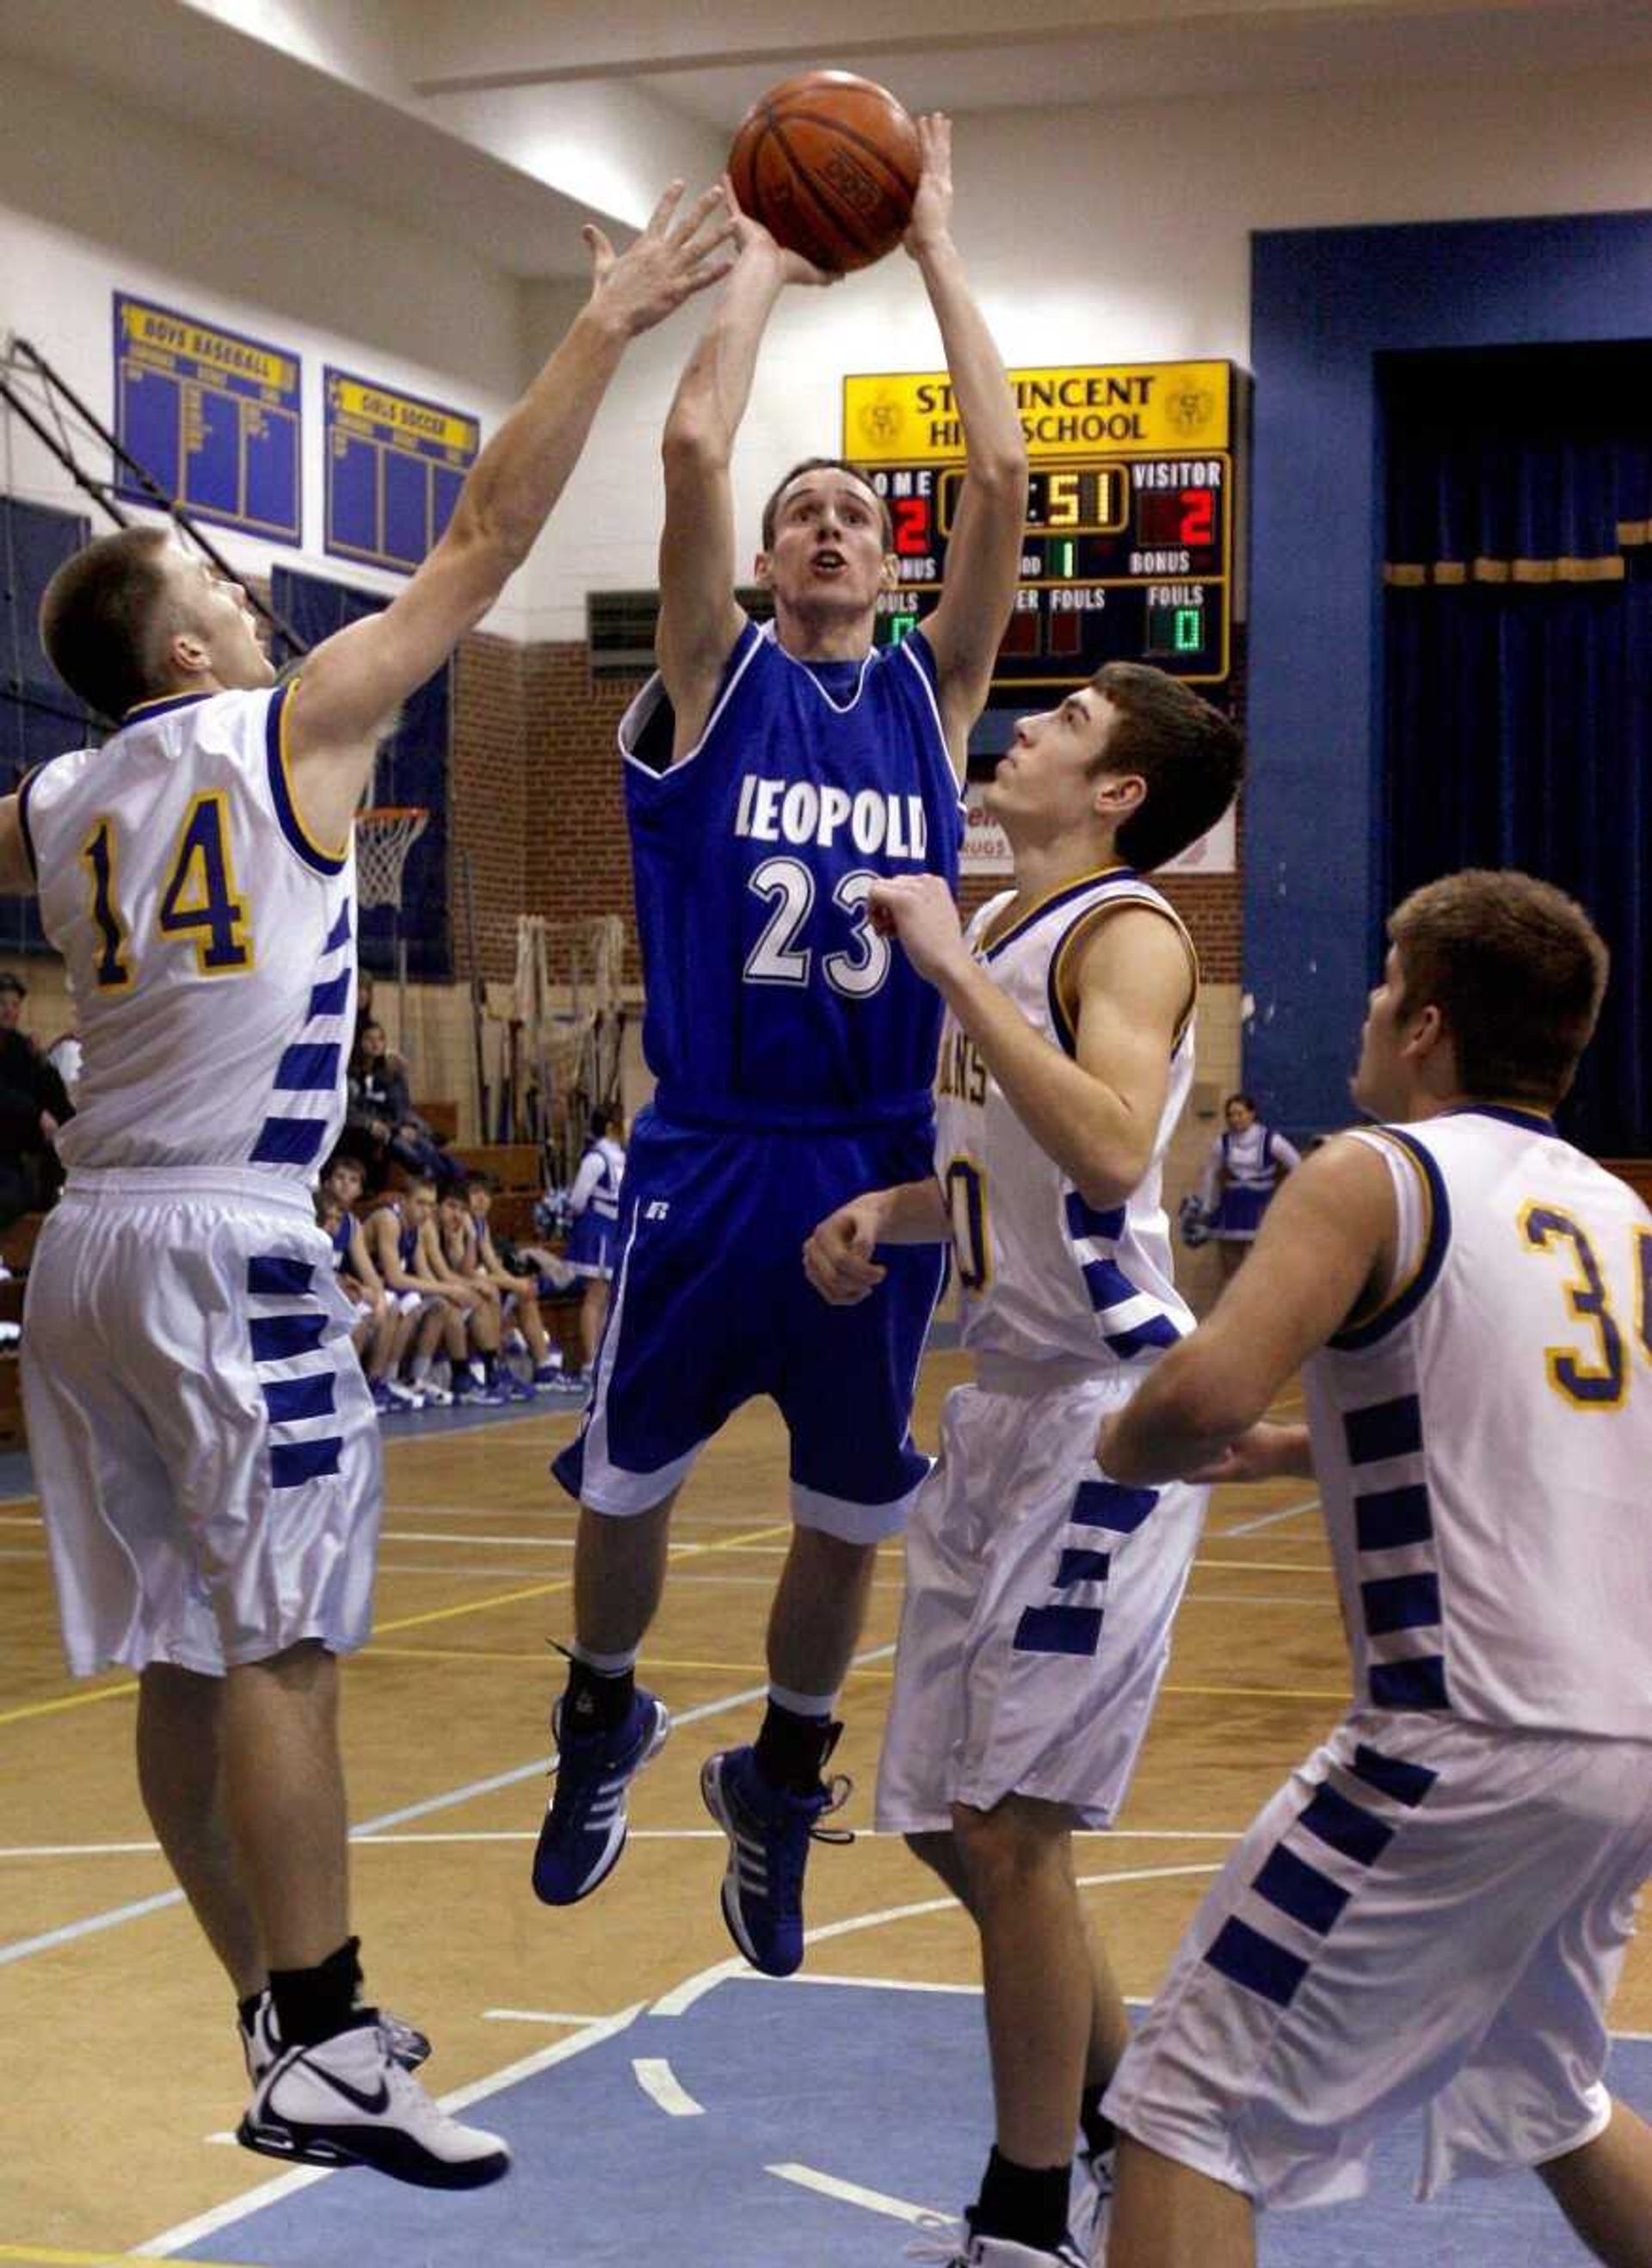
[728,71,921,274]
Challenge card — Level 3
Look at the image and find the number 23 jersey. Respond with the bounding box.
[1306,1107,1652,1737]
[22,686,354,1179]
[621,620,964,1131]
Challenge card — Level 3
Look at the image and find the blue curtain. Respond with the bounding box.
[0,497,91,955]
[1381,347,1652,1153]
[272,566,452,981]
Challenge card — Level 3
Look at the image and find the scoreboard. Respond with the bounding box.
[114,293,301,545]
[842,361,1245,690]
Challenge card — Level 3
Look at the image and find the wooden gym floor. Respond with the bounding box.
[3,1347,1649,2266]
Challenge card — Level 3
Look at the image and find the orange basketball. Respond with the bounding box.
[728,71,921,274]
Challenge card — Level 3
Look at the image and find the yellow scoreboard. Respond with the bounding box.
[842,360,1245,689]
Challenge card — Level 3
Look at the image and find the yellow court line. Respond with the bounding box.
[371,1520,791,1639]
[1162,1681,1347,1701]
[0,2249,252,2268]
[0,1680,139,1729]
[1,1523,797,1720]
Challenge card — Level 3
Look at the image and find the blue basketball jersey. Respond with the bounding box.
[621,621,963,1131]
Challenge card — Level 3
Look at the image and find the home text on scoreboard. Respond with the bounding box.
[842,361,1244,690]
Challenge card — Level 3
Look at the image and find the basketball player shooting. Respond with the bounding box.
[536,111,1030,1984]
[3,182,729,2190]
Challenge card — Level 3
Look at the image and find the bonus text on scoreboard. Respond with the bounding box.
[324,368,478,575]
[842,361,1241,690]
[114,293,301,543]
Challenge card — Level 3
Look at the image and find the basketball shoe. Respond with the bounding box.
[1069,2138,1115,2260]
[238,2014,509,2188]
[239,1990,430,2088]
[531,1686,670,1904]
[699,1737,852,1978]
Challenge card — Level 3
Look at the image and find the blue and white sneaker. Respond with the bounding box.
[532,1688,670,1905]
[904,2222,1084,2267]
[699,1737,852,1978]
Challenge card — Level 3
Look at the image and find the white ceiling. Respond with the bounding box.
[3,0,1650,276]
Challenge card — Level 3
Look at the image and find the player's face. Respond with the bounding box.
[0,990,20,1031]
[439,1195,467,1234]
[1225,1099,1254,1131]
[404,1187,433,1227]
[326,1162,363,1207]
[757,471,893,621]
[987,687,1119,831]
[165,548,275,692]
[467,1186,490,1217]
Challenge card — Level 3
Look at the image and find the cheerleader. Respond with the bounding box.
[1197,1092,1300,1278]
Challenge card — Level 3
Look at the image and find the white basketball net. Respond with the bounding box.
[354,806,428,909]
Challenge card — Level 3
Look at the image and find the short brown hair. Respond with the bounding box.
[760,458,892,551]
[39,527,181,724]
[1388,869,1608,1104]
[1086,663,1244,872]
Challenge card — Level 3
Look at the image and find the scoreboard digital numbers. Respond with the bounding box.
[324,367,478,575]
[843,361,1244,689]
[114,293,301,544]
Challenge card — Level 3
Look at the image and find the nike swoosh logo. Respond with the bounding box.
[310,2062,391,2116]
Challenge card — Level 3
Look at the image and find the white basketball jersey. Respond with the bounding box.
[1305,1106,1652,1738]
[22,686,354,1181]
[935,866,1196,1370]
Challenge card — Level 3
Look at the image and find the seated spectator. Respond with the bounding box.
[346,1019,460,1191]
[463,1172,564,1393]
[0,971,72,1224]
[320,1151,420,1414]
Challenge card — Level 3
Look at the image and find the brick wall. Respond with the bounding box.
[453,635,1245,991]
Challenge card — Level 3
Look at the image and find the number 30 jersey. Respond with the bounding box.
[21,685,355,1180]
[621,620,964,1132]
[1306,1106,1652,1738]
[936,867,1197,1371]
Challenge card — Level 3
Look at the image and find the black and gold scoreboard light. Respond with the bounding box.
[843,360,1246,691]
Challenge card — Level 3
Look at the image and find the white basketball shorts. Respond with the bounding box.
[1105,1709,1652,2206]
[23,1167,383,1678]
[875,1363,1207,1832]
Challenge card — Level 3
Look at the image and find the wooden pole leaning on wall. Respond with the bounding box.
[458,847,487,1144]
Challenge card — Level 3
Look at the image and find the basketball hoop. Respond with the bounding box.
[354,805,428,910]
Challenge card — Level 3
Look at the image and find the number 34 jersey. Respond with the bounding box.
[1306,1107,1652,1739]
[21,686,354,1180]
[936,866,1197,1371]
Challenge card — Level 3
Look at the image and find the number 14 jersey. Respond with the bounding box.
[22,686,354,1180]
[1307,1107,1652,1738]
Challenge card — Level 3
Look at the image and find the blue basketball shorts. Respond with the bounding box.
[566,1209,617,1279]
[552,1110,946,1542]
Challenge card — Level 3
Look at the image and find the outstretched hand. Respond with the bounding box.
[721,174,841,287]
[903,113,954,259]
[1185,1421,1314,1487]
[584,182,737,334]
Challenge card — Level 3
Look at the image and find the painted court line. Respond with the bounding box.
[767,2162,942,2226]
[652,1861,1224,2019]
[1219,1494,1322,1538]
[632,2055,705,2117]
[484,2007,607,2025]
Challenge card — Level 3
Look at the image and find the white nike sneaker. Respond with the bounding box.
[238,2015,509,2188]
[238,1990,431,2086]
[1069,2140,1115,2260]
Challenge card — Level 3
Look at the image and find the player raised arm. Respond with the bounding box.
[902,114,1028,763]
[1097,1138,1401,1485]
[656,203,836,755]
[868,875,1192,1207]
[285,183,733,845]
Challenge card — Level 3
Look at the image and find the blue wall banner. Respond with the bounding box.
[324,367,478,575]
[113,293,301,542]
